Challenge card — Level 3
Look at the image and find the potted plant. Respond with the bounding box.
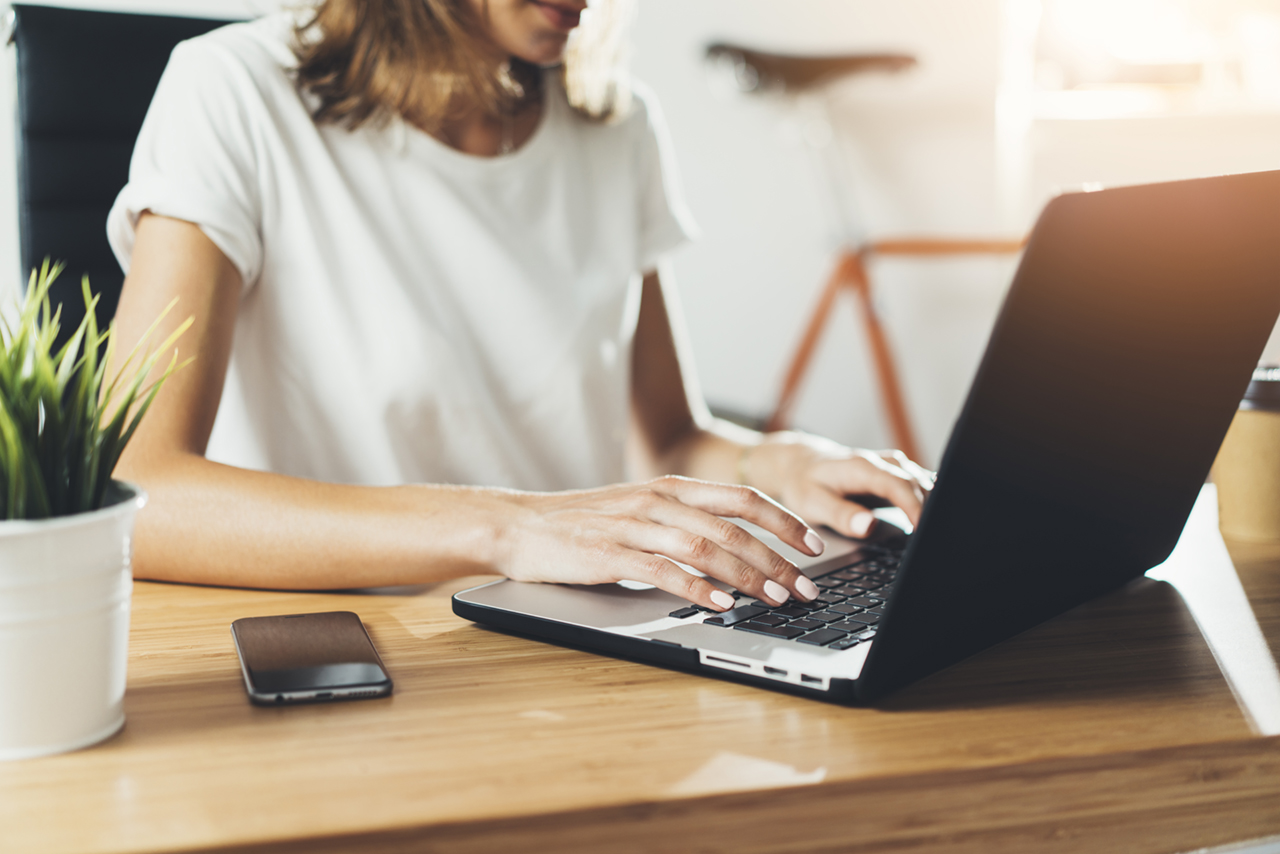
[0,261,188,761]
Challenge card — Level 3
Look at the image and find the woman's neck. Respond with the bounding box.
[431,82,544,157]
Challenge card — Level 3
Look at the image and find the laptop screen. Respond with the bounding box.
[860,171,1280,699]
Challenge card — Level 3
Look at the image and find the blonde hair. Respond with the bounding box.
[293,0,634,132]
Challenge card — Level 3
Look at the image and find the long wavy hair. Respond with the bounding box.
[293,0,634,132]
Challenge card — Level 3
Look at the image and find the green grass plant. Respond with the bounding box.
[0,261,190,520]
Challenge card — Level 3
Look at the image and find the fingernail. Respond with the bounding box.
[803,530,825,556]
[710,590,736,610]
[851,512,875,538]
[796,576,820,601]
[763,579,790,605]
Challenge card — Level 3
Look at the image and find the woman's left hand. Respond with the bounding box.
[740,433,935,539]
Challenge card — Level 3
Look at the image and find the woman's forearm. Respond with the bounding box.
[638,418,758,487]
[122,452,509,589]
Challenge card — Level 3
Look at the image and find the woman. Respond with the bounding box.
[106,0,932,612]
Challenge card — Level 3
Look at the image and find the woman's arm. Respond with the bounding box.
[629,269,933,539]
[112,215,825,608]
[112,213,507,588]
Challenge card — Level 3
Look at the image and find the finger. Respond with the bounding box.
[861,464,926,525]
[649,475,826,559]
[614,550,738,610]
[612,515,783,603]
[623,505,813,605]
[795,485,879,540]
[879,450,936,494]
[823,456,926,526]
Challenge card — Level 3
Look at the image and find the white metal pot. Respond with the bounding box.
[0,482,144,761]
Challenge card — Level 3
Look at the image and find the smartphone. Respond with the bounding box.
[230,611,393,705]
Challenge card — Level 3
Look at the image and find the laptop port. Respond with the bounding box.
[800,674,822,685]
[705,655,750,670]
[763,666,787,677]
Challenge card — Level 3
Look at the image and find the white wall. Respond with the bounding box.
[631,0,1019,465]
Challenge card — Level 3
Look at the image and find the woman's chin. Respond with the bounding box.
[514,32,571,66]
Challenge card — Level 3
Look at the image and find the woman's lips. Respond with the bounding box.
[531,0,582,31]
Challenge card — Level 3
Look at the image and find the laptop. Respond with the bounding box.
[453,170,1280,703]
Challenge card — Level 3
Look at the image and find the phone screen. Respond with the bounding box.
[230,611,393,704]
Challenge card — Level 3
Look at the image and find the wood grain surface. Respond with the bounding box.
[2,488,1278,854]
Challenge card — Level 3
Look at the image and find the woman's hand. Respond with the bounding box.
[740,432,935,540]
[491,476,826,611]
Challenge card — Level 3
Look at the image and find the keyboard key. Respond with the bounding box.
[753,613,790,627]
[864,607,886,617]
[703,604,767,627]
[797,628,849,646]
[814,577,845,589]
[816,592,846,605]
[855,629,878,640]
[668,607,700,619]
[828,603,864,615]
[836,585,868,597]
[788,618,823,631]
[772,606,811,619]
[828,636,863,650]
[847,596,881,609]
[831,618,876,632]
[734,621,806,639]
[809,610,846,623]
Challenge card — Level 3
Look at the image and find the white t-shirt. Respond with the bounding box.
[108,13,695,491]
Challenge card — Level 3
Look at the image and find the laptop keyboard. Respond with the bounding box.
[666,542,903,652]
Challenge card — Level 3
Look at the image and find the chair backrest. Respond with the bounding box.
[10,4,236,345]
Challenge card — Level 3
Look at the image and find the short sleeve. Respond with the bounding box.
[631,83,699,272]
[107,38,265,288]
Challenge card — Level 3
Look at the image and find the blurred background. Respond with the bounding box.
[3,0,1279,466]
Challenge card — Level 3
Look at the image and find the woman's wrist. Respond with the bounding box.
[734,432,796,497]
[735,441,761,487]
[397,483,527,580]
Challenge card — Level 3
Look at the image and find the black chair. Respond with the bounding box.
[9,4,236,347]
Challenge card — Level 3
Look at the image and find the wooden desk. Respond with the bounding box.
[3,488,1280,854]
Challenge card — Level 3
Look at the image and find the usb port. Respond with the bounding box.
[763,666,787,677]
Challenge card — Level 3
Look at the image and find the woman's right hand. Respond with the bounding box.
[490,475,827,611]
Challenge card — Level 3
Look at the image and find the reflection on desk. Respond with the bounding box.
[1,486,1279,854]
